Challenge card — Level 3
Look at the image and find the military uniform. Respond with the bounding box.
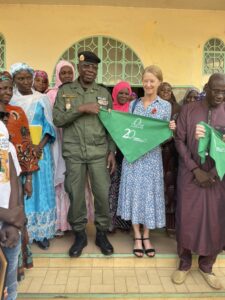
[53,79,116,232]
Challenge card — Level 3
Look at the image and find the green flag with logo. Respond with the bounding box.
[198,121,225,180]
[99,108,172,163]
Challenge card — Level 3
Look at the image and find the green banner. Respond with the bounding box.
[99,108,172,163]
[198,121,225,180]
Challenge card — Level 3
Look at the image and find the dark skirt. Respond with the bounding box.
[162,139,178,232]
[108,151,131,232]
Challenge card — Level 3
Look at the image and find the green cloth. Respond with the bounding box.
[99,108,172,163]
[198,121,225,180]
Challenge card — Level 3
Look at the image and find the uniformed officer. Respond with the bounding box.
[53,51,116,257]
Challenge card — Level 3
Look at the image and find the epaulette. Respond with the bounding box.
[97,83,107,88]
[58,81,72,89]
[97,83,111,93]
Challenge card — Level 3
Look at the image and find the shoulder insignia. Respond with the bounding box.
[97,83,107,88]
[97,83,111,93]
[58,81,72,89]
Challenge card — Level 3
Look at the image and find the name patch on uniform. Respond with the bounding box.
[97,97,108,107]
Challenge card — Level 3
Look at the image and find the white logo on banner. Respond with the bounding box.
[121,119,146,142]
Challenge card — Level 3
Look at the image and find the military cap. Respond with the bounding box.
[78,51,101,64]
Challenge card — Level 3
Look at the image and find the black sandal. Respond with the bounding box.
[133,238,144,258]
[142,238,155,258]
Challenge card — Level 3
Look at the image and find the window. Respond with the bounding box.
[53,36,144,86]
[203,38,225,74]
[0,35,5,71]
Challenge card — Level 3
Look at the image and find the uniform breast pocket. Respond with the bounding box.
[94,136,107,145]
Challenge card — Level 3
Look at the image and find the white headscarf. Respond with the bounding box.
[10,62,34,78]
[11,87,53,126]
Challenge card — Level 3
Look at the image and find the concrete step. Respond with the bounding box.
[18,254,225,299]
[31,252,225,268]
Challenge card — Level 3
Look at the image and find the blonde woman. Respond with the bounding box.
[117,66,175,257]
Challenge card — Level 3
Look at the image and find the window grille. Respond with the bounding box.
[203,38,225,74]
[52,36,144,86]
[0,35,5,71]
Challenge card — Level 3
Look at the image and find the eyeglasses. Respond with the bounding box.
[208,87,225,96]
[0,112,10,120]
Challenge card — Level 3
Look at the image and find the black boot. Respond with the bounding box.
[69,230,87,258]
[95,230,114,255]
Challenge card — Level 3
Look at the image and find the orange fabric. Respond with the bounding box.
[6,104,39,174]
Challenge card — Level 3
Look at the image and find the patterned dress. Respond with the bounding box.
[117,97,171,229]
[6,104,39,174]
[108,149,131,232]
[6,104,39,280]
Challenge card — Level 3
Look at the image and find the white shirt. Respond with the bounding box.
[0,121,21,229]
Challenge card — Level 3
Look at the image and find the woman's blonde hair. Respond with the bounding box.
[142,65,163,82]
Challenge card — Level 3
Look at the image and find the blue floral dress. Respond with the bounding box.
[117,97,171,229]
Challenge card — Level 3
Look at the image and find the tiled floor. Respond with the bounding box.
[18,261,225,297]
[18,224,225,299]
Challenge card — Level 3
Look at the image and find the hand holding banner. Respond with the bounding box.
[99,108,172,163]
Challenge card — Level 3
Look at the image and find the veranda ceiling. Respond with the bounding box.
[0,0,225,10]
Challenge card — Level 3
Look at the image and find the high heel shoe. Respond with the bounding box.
[142,237,155,258]
[133,238,144,258]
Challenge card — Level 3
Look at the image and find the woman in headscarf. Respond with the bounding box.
[33,70,49,94]
[129,92,138,102]
[108,81,132,232]
[0,72,39,280]
[47,60,74,106]
[47,60,94,235]
[158,82,179,116]
[10,62,56,250]
[158,82,180,234]
[47,60,74,235]
[182,88,200,105]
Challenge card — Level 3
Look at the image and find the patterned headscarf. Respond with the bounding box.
[0,71,12,82]
[112,81,132,112]
[34,70,49,82]
[10,62,34,78]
